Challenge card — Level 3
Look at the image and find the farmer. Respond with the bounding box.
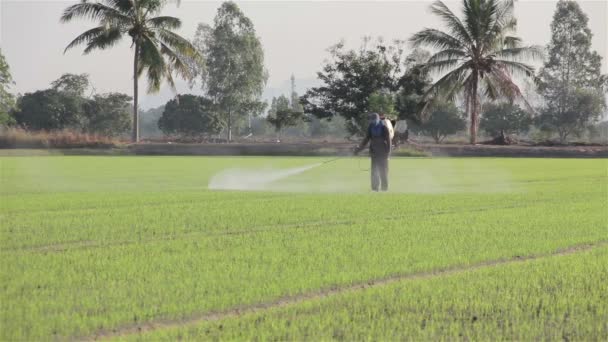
[355,113,391,192]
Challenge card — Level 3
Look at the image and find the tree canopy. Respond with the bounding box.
[410,0,543,144]
[61,0,201,142]
[194,1,268,141]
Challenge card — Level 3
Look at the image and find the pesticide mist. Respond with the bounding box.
[208,163,322,191]
[207,158,517,193]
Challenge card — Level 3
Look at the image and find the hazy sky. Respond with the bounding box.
[1,0,606,108]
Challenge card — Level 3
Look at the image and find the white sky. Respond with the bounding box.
[1,0,607,108]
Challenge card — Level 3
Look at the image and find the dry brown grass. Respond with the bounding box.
[0,127,121,149]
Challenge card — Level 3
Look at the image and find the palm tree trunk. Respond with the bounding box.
[227,108,232,142]
[469,73,479,145]
[132,42,140,143]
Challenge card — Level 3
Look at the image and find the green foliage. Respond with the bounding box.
[51,73,90,96]
[266,95,303,135]
[537,88,605,143]
[539,0,606,92]
[368,92,396,118]
[139,105,165,139]
[12,89,84,130]
[410,0,543,144]
[537,0,607,143]
[61,0,202,142]
[138,246,608,341]
[480,102,531,137]
[1,157,606,340]
[301,38,404,136]
[395,49,433,125]
[194,2,268,141]
[83,93,132,137]
[158,94,222,137]
[412,102,466,142]
[0,49,16,126]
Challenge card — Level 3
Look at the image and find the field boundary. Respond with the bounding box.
[85,240,608,341]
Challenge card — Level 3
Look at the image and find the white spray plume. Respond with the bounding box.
[208,163,321,191]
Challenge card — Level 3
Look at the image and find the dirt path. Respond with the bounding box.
[84,240,608,341]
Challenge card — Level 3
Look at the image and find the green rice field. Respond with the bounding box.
[0,156,606,340]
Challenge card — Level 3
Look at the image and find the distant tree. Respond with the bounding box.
[480,102,531,138]
[395,49,432,125]
[194,2,268,141]
[537,88,605,142]
[13,90,84,130]
[158,94,222,138]
[267,95,303,138]
[140,105,165,139]
[84,93,132,137]
[51,73,90,96]
[289,74,304,112]
[413,102,465,143]
[410,0,543,144]
[0,49,16,126]
[301,38,405,136]
[537,0,607,142]
[61,0,201,142]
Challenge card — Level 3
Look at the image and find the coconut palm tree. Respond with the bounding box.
[61,0,201,142]
[410,0,543,144]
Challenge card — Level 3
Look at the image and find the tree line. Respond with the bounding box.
[0,0,606,144]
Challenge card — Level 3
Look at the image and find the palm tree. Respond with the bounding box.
[61,0,201,142]
[410,0,543,144]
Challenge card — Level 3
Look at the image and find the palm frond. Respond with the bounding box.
[427,49,466,63]
[493,59,537,79]
[159,41,194,82]
[410,28,466,52]
[487,65,535,111]
[147,16,181,30]
[64,26,106,53]
[104,0,134,13]
[155,29,196,56]
[423,58,464,75]
[430,0,473,45]
[138,35,165,92]
[425,64,471,102]
[84,27,123,54]
[502,36,522,49]
[60,2,131,24]
[493,45,544,62]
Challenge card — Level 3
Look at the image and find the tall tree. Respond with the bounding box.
[194,2,268,141]
[412,101,466,143]
[158,94,222,138]
[301,38,405,136]
[51,73,91,96]
[410,0,543,144]
[267,94,303,138]
[395,49,432,125]
[537,0,606,142]
[0,49,16,126]
[480,102,531,138]
[13,90,85,130]
[61,0,201,142]
[84,93,132,137]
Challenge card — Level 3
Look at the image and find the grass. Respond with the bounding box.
[0,156,606,340]
[130,246,608,341]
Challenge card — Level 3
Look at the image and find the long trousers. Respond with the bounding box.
[371,155,389,191]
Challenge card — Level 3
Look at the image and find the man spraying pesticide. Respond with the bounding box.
[354,113,392,192]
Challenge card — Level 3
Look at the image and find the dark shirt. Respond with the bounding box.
[359,122,391,158]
